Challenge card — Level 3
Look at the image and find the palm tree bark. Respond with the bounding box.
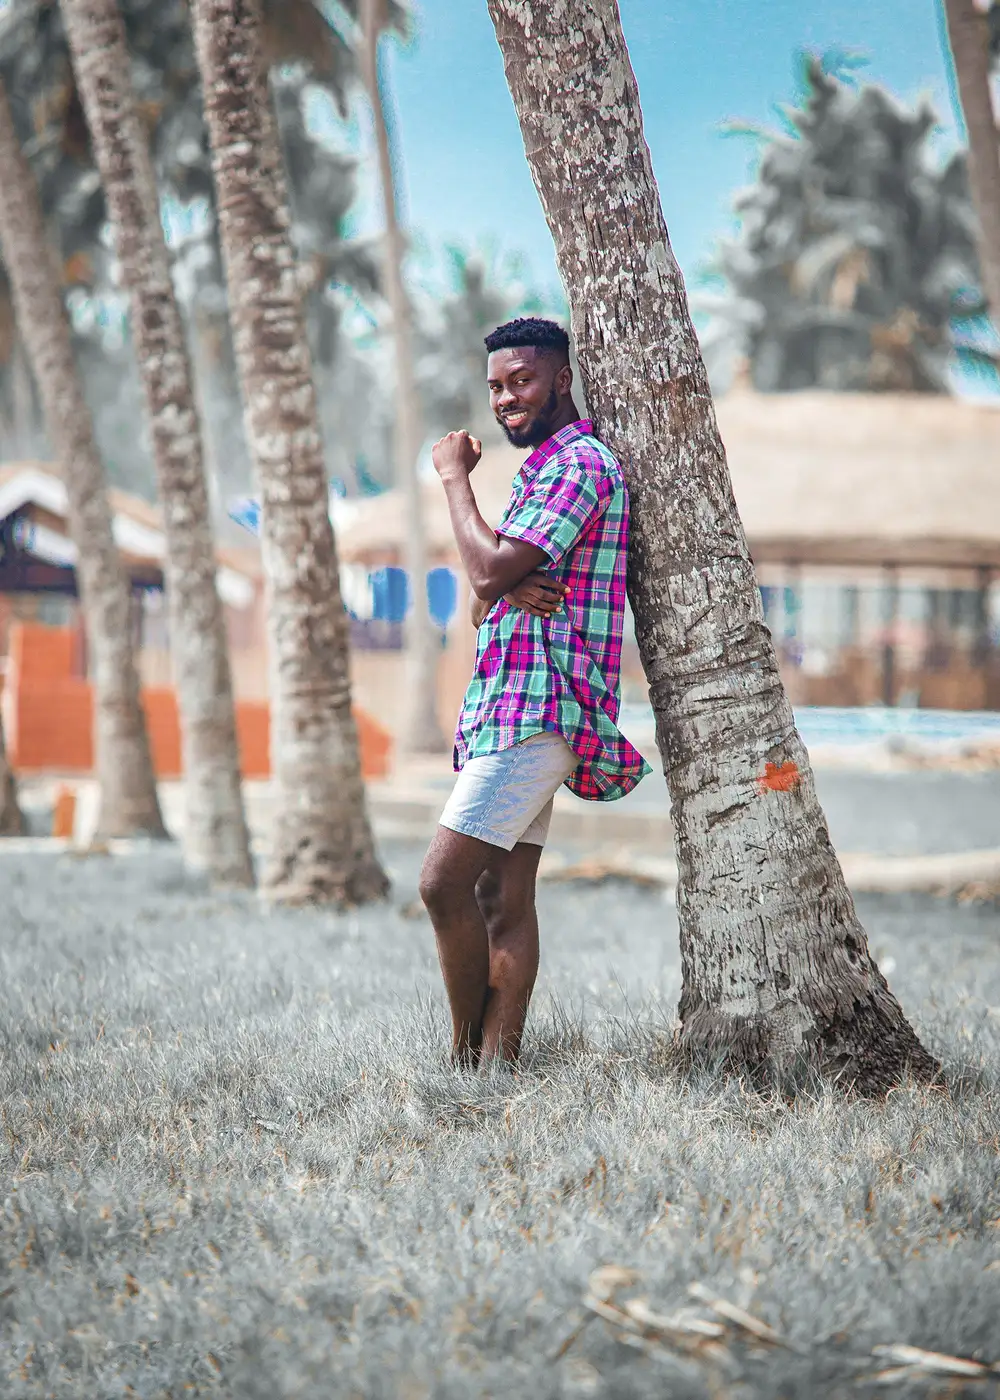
[190,0,388,905]
[487,0,940,1093]
[0,80,166,843]
[0,702,27,837]
[943,0,1000,329]
[359,0,446,754]
[62,0,254,888]
[10,339,36,457]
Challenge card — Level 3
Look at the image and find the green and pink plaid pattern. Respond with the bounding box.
[454,420,652,801]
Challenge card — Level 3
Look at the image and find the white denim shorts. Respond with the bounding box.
[438,732,580,851]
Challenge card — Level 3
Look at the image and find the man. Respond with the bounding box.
[419,317,651,1065]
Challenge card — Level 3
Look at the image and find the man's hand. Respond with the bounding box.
[432,430,482,480]
[504,572,571,618]
[434,433,548,600]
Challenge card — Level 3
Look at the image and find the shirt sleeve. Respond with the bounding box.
[498,458,606,566]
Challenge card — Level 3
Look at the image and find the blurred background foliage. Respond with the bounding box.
[0,4,995,517]
[694,50,997,396]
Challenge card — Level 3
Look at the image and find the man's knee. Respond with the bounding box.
[418,855,451,919]
[419,846,478,922]
[475,868,502,924]
[481,862,538,940]
[483,885,535,944]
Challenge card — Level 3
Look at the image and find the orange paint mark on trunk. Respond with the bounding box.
[757,760,800,793]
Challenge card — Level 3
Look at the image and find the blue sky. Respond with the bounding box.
[361,0,963,300]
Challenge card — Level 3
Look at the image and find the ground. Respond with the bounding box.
[1,830,998,1399]
[605,765,1000,856]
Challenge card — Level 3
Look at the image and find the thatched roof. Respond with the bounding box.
[337,391,1000,569]
[718,388,1000,567]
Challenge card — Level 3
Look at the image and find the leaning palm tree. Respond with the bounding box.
[0,0,392,513]
[942,0,1000,332]
[0,78,166,843]
[61,0,254,888]
[359,0,445,754]
[488,0,939,1093]
[190,0,388,905]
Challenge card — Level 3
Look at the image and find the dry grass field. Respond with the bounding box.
[0,841,998,1398]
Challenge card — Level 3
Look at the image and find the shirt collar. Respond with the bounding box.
[522,419,594,476]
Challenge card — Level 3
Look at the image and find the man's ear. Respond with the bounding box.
[556,361,573,395]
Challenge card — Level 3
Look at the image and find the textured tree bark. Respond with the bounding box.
[62,0,254,887]
[943,0,1000,331]
[191,0,388,905]
[487,0,940,1093]
[10,339,37,458]
[0,81,167,843]
[360,0,447,755]
[0,702,27,837]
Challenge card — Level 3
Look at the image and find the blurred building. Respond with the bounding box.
[338,388,1000,725]
[721,387,1000,710]
[4,384,996,760]
[0,463,397,781]
[0,462,265,696]
[333,443,519,737]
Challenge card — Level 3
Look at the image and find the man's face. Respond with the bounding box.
[487,347,566,449]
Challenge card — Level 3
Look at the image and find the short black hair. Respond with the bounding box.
[484,316,570,360]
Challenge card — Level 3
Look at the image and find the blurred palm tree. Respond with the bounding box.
[189,0,388,907]
[696,54,990,394]
[0,0,400,496]
[415,241,554,440]
[62,0,254,887]
[359,0,445,755]
[0,77,167,842]
[179,63,385,505]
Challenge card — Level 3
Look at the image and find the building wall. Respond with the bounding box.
[757,564,1000,709]
[1,620,392,780]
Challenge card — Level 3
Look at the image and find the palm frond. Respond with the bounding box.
[698,56,987,395]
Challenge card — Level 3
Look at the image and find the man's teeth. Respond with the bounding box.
[505,412,527,424]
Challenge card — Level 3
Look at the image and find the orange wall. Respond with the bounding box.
[8,619,76,683]
[3,622,391,780]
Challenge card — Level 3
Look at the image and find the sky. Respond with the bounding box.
[355,0,965,302]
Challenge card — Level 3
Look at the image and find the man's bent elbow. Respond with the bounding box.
[469,569,504,602]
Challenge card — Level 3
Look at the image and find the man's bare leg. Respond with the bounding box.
[476,842,543,1063]
[419,826,499,1063]
[419,829,543,1065]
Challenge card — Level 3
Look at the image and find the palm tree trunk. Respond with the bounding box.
[10,338,36,457]
[487,0,940,1093]
[62,0,254,888]
[190,0,388,905]
[359,0,446,754]
[0,701,27,837]
[944,0,1000,328]
[0,80,166,843]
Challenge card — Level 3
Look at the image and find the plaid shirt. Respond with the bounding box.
[454,420,652,801]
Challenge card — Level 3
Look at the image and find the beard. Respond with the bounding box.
[496,385,559,449]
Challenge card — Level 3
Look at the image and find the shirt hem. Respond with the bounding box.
[455,724,652,803]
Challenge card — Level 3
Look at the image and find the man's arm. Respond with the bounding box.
[433,431,548,601]
[470,591,491,628]
[471,575,570,629]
